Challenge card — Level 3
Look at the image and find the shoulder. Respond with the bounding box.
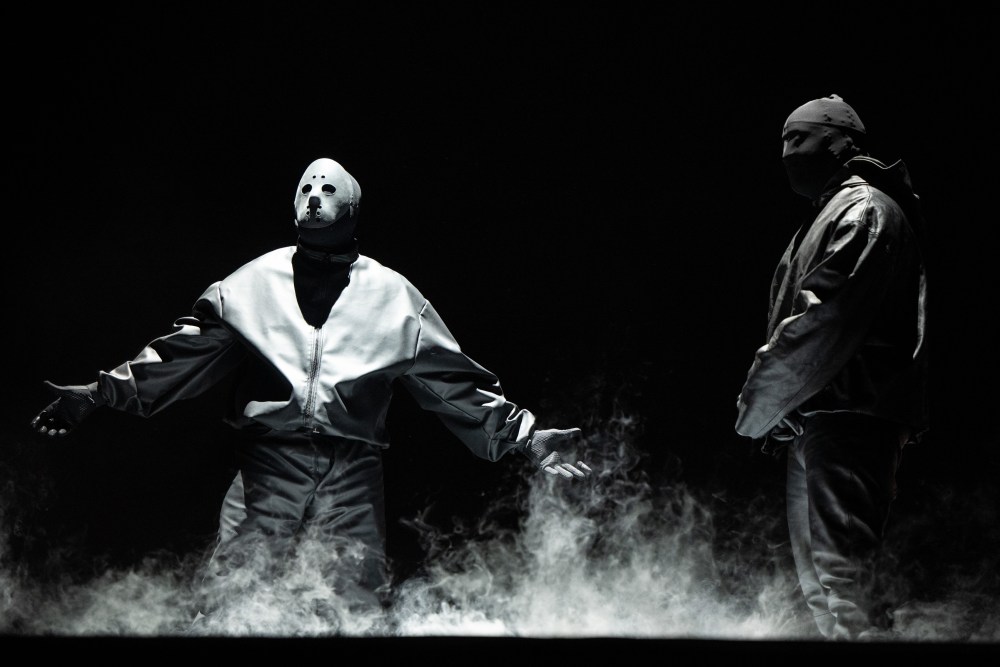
[196,247,294,311]
[851,179,903,212]
[826,177,908,234]
[215,247,295,286]
[230,246,295,276]
[355,254,425,297]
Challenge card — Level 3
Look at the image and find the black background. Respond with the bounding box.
[2,2,997,653]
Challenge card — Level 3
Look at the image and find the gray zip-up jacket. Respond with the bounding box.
[735,156,929,445]
[95,247,536,461]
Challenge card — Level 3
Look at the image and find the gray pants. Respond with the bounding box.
[785,412,902,639]
[207,429,388,609]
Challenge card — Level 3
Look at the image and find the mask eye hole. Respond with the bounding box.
[322,184,337,194]
[301,184,312,194]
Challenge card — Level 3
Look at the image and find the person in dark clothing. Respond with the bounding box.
[31,157,592,619]
[735,95,929,640]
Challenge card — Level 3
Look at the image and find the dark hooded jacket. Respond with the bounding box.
[735,156,929,447]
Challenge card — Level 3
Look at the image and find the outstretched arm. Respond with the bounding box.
[400,300,592,478]
[30,295,247,437]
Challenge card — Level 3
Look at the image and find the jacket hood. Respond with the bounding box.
[845,155,926,247]
[846,156,917,203]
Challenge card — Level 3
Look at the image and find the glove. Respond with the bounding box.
[760,413,804,457]
[768,413,804,442]
[521,427,593,479]
[30,380,106,437]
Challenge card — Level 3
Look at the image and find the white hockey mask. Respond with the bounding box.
[293,158,361,236]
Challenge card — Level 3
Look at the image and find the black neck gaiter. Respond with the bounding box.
[292,238,359,328]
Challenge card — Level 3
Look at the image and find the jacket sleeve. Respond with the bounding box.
[398,300,536,462]
[735,202,900,439]
[96,288,248,417]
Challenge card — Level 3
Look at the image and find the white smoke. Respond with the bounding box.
[1,413,998,641]
[389,413,804,639]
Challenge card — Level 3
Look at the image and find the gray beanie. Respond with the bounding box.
[783,94,866,134]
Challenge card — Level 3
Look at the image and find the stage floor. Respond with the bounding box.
[2,636,997,659]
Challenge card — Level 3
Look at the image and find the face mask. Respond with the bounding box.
[780,95,866,201]
[293,158,361,246]
[781,122,848,200]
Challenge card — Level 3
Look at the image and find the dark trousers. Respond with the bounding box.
[785,412,902,639]
[207,430,388,611]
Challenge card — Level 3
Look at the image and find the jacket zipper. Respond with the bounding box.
[303,326,322,431]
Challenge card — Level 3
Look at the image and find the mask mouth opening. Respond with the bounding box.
[296,210,359,250]
[296,216,335,230]
[296,204,355,230]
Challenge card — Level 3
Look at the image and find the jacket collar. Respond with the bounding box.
[295,239,360,264]
[814,165,856,208]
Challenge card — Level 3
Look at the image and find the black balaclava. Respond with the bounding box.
[291,158,362,327]
[781,94,866,201]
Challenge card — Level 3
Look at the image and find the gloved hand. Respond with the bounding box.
[760,413,804,457]
[521,427,593,479]
[768,413,804,442]
[30,380,106,437]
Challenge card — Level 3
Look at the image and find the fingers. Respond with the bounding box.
[532,427,588,479]
[30,412,70,437]
[543,461,593,479]
[542,427,582,439]
[33,424,70,436]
